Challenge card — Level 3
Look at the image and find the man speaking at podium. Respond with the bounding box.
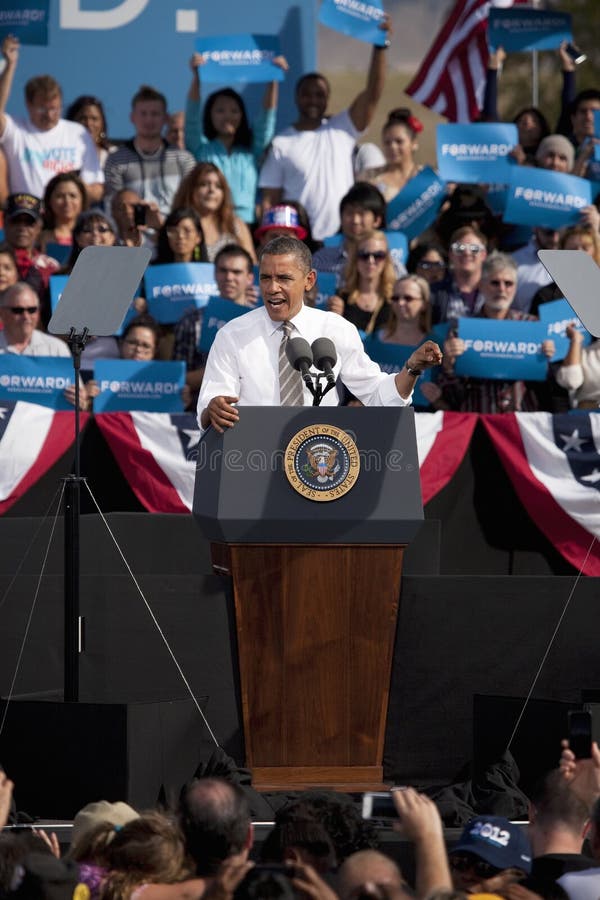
[198,236,442,433]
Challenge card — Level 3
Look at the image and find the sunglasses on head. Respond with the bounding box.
[358,250,387,262]
[449,854,503,880]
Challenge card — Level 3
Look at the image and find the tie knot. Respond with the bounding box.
[281,321,293,338]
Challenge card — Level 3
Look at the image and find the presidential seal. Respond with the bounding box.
[284,424,360,501]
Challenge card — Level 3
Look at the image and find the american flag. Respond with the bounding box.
[405,0,526,123]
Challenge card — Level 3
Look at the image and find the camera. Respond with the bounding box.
[568,709,592,759]
[565,43,587,65]
[133,203,147,226]
[361,792,398,820]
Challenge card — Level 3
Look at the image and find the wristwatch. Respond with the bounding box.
[405,360,422,377]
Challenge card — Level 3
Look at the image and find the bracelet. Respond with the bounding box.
[405,360,422,378]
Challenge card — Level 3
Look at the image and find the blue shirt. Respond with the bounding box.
[185,99,276,223]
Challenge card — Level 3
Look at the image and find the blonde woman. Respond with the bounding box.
[328,229,395,335]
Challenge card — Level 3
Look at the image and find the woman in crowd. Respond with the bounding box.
[327,230,394,335]
[97,811,191,900]
[40,172,88,253]
[155,208,207,264]
[0,242,19,297]
[171,162,256,262]
[63,209,118,273]
[357,107,424,202]
[66,94,116,168]
[378,274,431,346]
[406,242,447,286]
[185,53,288,224]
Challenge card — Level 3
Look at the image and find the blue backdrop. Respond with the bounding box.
[7,0,318,139]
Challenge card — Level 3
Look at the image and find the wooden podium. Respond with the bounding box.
[193,407,423,791]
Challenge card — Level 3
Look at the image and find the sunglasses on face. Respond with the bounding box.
[7,306,39,315]
[392,293,422,302]
[80,224,113,235]
[449,854,503,880]
[450,242,485,255]
[357,250,387,262]
[418,260,445,270]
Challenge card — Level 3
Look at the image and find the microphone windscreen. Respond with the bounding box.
[311,337,337,370]
[286,337,313,371]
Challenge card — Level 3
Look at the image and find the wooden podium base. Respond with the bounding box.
[252,765,387,793]
[212,542,404,792]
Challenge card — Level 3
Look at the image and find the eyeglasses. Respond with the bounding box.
[6,306,39,315]
[489,279,515,287]
[124,338,154,352]
[392,294,422,302]
[357,250,387,262]
[418,260,445,270]
[449,854,502,880]
[450,242,485,255]
[80,224,113,235]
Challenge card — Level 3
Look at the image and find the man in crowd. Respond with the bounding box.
[174,243,255,404]
[448,814,532,895]
[259,23,390,242]
[198,235,442,432]
[104,85,195,217]
[0,36,104,202]
[0,282,69,356]
[526,768,596,894]
[178,776,253,877]
[312,182,387,282]
[3,192,60,313]
[430,225,488,324]
[512,226,562,313]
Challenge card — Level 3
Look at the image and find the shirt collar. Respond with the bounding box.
[264,302,310,337]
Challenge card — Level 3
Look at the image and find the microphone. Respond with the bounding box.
[311,338,337,386]
[286,337,314,385]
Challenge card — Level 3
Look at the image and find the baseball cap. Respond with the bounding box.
[254,205,307,241]
[71,799,139,845]
[5,193,42,222]
[451,816,532,874]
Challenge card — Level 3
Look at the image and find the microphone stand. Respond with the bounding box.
[64,326,90,702]
[311,374,337,407]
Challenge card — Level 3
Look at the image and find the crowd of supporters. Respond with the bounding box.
[0,29,599,414]
[3,740,600,900]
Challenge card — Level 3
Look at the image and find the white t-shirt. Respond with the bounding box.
[258,110,360,242]
[0,115,104,197]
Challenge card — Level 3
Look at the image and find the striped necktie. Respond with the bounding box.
[278,321,304,406]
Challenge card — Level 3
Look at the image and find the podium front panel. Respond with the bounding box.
[193,407,423,544]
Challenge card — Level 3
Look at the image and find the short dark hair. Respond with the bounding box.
[571,89,600,117]
[132,85,167,111]
[121,314,160,357]
[203,89,252,149]
[530,769,590,833]
[295,72,331,98]
[214,243,254,272]
[259,235,313,273]
[178,778,251,876]
[339,182,387,227]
